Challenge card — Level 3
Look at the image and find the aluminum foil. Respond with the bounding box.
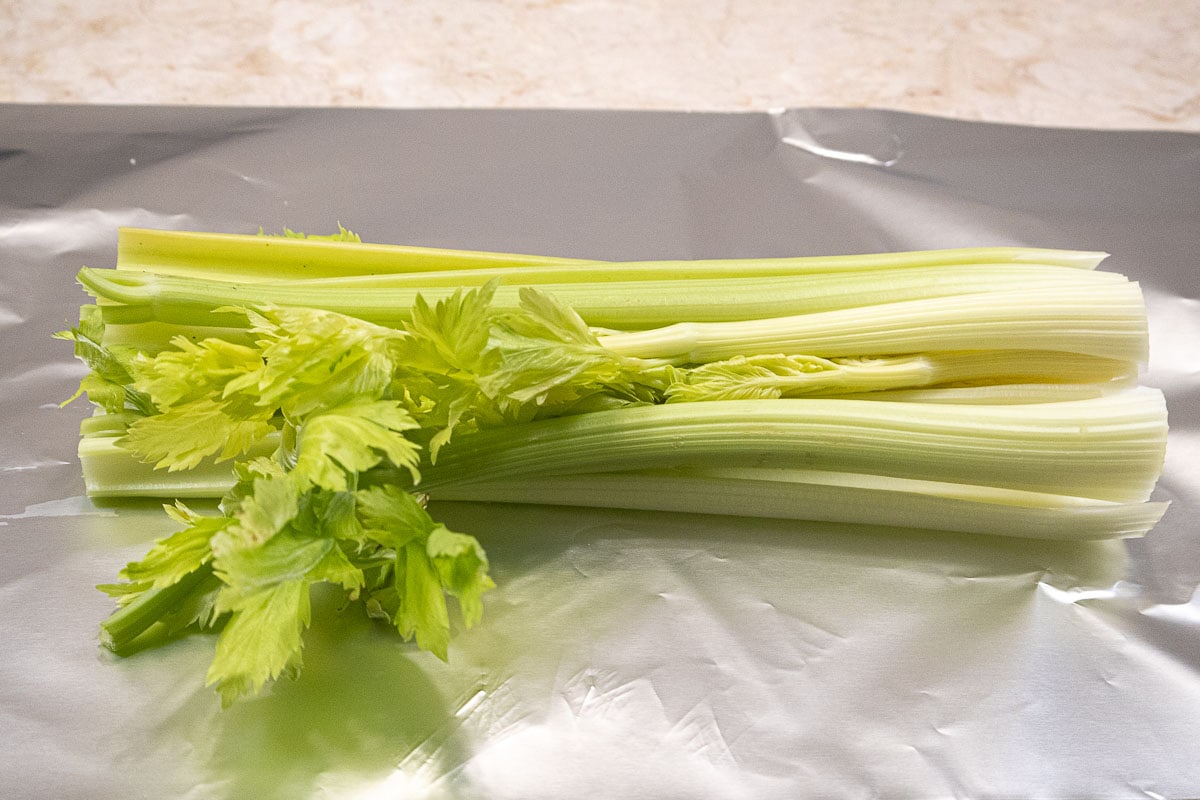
[1,106,1197,799]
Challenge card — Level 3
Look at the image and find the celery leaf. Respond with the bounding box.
[207,578,311,706]
[665,353,847,402]
[268,224,362,243]
[398,541,451,659]
[238,305,402,419]
[485,287,667,409]
[292,400,421,492]
[401,283,497,377]
[131,335,263,409]
[118,332,276,469]
[426,524,494,628]
[120,397,276,471]
[355,484,432,550]
[354,485,493,660]
[56,305,152,414]
[216,471,302,553]
[119,502,223,589]
[208,522,365,705]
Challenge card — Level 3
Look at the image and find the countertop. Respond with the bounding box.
[2,0,1197,131]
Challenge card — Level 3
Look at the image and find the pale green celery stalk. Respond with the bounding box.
[80,411,142,437]
[416,389,1167,503]
[699,467,1133,507]
[599,283,1149,363]
[75,423,1167,540]
[116,227,1108,281]
[99,564,216,654]
[819,350,1136,389]
[667,351,1135,401]
[241,261,1113,290]
[836,380,1135,405]
[100,321,256,354]
[70,367,1137,503]
[79,264,1127,331]
[116,226,591,279]
[78,434,279,498]
[426,470,1168,541]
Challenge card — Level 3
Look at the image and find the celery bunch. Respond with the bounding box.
[61,227,1168,705]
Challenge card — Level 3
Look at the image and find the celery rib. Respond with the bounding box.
[230,262,1118,290]
[600,284,1149,362]
[78,434,279,498]
[100,564,215,654]
[116,227,1109,282]
[77,416,1168,539]
[79,263,1127,331]
[427,471,1167,541]
[419,391,1167,503]
[116,227,589,279]
[666,351,1135,402]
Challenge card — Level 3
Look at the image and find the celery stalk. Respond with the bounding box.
[417,390,1167,503]
[79,263,1131,332]
[116,226,1108,281]
[665,350,1135,402]
[116,226,590,279]
[221,262,1121,290]
[78,434,279,498]
[600,283,1149,362]
[834,381,1134,404]
[75,411,1167,540]
[426,470,1168,541]
[99,564,217,654]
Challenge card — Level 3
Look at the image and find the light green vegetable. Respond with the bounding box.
[80,262,1130,332]
[116,225,591,279]
[597,283,1149,362]
[413,390,1166,503]
[61,227,1168,706]
[115,226,1107,281]
[428,469,1168,542]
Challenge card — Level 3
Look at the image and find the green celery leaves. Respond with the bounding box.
[357,485,494,661]
[86,282,652,705]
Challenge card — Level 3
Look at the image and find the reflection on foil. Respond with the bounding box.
[1142,589,1200,626]
[0,207,192,257]
[453,677,759,800]
[1128,787,1168,800]
[1036,581,1131,605]
[341,769,440,800]
[779,126,903,167]
[0,494,113,524]
[0,306,22,328]
[770,108,903,167]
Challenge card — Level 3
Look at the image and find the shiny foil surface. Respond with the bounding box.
[1,106,1197,799]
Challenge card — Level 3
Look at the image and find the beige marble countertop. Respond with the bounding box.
[2,0,1198,131]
